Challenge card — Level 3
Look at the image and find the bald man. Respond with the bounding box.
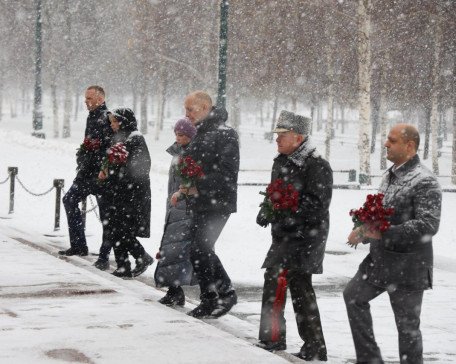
[176,91,239,318]
[344,124,442,364]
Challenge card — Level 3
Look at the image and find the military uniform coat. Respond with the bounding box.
[258,138,333,273]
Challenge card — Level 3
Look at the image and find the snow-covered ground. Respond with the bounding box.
[1,103,456,363]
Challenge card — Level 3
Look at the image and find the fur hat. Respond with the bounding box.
[272,110,311,135]
[174,118,196,138]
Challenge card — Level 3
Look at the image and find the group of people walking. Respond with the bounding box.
[58,85,442,364]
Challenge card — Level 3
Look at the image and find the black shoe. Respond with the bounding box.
[210,290,238,318]
[187,298,217,318]
[292,351,328,362]
[58,246,88,256]
[256,340,287,352]
[111,267,133,279]
[159,287,185,307]
[93,259,110,271]
[131,252,153,277]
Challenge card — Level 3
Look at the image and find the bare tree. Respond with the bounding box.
[358,0,372,184]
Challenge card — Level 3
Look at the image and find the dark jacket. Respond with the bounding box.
[359,155,442,291]
[184,107,240,214]
[258,137,333,273]
[154,143,198,287]
[76,103,113,181]
[102,109,151,238]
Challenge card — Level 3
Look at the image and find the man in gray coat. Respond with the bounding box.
[344,124,442,364]
[256,111,333,361]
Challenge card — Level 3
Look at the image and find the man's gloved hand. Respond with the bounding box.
[256,210,269,228]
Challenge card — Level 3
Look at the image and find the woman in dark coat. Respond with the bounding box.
[98,108,153,278]
[154,118,198,306]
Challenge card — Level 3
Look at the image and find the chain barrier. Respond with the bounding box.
[15,176,55,197]
[88,195,101,222]
[0,174,10,185]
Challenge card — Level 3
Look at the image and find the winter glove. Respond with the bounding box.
[256,210,269,228]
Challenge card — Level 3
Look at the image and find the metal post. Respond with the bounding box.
[32,0,44,137]
[216,0,229,108]
[82,198,87,229]
[359,173,370,185]
[8,167,18,214]
[53,179,64,231]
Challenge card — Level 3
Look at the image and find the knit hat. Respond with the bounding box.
[272,110,312,135]
[174,118,196,138]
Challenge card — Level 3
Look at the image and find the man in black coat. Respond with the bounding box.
[256,111,333,362]
[344,124,442,364]
[174,91,239,318]
[59,86,113,263]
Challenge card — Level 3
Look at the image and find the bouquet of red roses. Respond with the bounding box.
[348,193,394,248]
[101,142,129,171]
[78,137,100,152]
[174,156,204,192]
[259,178,299,222]
[76,138,101,171]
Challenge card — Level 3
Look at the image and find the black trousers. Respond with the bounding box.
[259,267,327,355]
[105,205,145,269]
[343,270,424,364]
[189,211,233,299]
[63,180,107,250]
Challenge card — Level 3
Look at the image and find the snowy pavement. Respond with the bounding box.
[0,227,288,364]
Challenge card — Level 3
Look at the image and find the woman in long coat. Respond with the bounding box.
[98,108,153,278]
[154,118,198,306]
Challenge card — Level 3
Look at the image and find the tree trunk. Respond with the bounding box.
[370,97,380,154]
[270,95,278,143]
[259,98,264,127]
[0,59,3,123]
[231,90,241,136]
[62,83,72,138]
[423,106,431,160]
[357,0,372,185]
[290,91,297,113]
[140,83,148,135]
[159,81,167,131]
[452,45,456,184]
[62,0,72,138]
[430,22,441,175]
[325,14,334,161]
[379,81,388,170]
[74,91,79,122]
[51,82,59,138]
[326,92,333,161]
[341,106,345,134]
[154,79,165,141]
[132,86,137,115]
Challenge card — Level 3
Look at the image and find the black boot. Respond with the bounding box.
[159,286,185,306]
[256,340,287,352]
[187,298,217,318]
[210,290,237,318]
[131,252,154,277]
[58,246,88,256]
[112,260,133,279]
[93,259,110,271]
